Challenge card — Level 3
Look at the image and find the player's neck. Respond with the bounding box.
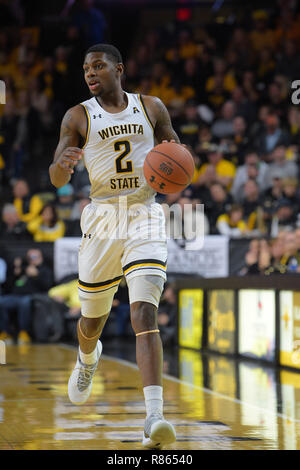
[96,88,127,113]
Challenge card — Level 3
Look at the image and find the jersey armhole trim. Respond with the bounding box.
[80,103,90,149]
[138,94,155,132]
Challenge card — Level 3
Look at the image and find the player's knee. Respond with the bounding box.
[79,316,105,337]
[130,301,157,333]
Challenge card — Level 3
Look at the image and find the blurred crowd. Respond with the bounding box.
[1,0,300,342]
[0,1,300,238]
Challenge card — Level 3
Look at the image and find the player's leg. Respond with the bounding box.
[127,275,176,449]
[68,201,123,404]
[68,294,116,405]
[130,299,162,387]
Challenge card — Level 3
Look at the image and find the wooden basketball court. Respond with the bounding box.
[0,343,299,450]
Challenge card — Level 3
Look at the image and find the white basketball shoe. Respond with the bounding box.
[142,414,176,449]
[68,340,102,405]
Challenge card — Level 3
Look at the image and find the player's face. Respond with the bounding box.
[83,52,123,96]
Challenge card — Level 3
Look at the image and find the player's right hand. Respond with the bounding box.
[57,147,83,174]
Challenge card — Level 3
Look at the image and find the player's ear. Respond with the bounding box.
[116,63,124,77]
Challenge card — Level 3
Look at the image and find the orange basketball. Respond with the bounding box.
[143,142,195,194]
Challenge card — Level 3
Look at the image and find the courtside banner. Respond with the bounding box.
[54,237,81,282]
[167,236,229,278]
[238,289,276,362]
[54,236,229,281]
[280,291,300,369]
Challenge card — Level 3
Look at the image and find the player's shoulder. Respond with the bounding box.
[140,94,163,106]
[59,104,87,133]
[140,95,168,116]
[63,104,86,122]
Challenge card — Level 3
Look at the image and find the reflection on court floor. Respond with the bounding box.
[1,344,300,450]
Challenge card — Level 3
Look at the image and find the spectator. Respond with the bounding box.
[254,114,290,158]
[148,61,172,105]
[195,145,236,190]
[228,27,254,70]
[238,238,262,275]
[48,277,81,319]
[256,48,276,85]
[0,99,20,183]
[286,106,300,148]
[262,236,286,275]
[71,160,91,194]
[28,75,54,134]
[27,203,65,242]
[249,10,275,53]
[205,182,233,234]
[177,29,198,60]
[0,203,32,241]
[231,86,257,125]
[157,284,177,346]
[270,198,298,237]
[265,81,289,119]
[280,231,300,273]
[175,100,203,147]
[211,100,236,139]
[182,58,203,100]
[123,58,140,93]
[216,204,248,238]
[13,178,43,223]
[66,195,90,237]
[281,177,300,214]
[261,172,283,232]
[276,39,300,81]
[241,179,261,221]
[0,248,53,344]
[55,183,75,222]
[206,74,231,113]
[241,69,260,104]
[231,150,269,201]
[14,89,41,175]
[230,115,251,165]
[266,145,298,185]
[205,57,237,98]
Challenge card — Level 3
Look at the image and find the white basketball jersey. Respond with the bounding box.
[80,92,156,205]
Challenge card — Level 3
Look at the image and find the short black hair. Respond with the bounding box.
[84,44,123,63]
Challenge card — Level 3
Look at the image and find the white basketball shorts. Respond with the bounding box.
[78,200,167,305]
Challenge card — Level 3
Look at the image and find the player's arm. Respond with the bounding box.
[49,105,85,188]
[142,95,180,144]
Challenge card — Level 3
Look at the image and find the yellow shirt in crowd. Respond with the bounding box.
[27,216,65,242]
[48,280,80,309]
[14,195,44,223]
[195,159,236,188]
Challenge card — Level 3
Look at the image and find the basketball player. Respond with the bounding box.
[49,44,180,449]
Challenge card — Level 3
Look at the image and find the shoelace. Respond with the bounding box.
[77,361,98,392]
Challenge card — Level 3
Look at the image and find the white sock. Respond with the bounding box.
[143,385,163,417]
[79,343,99,365]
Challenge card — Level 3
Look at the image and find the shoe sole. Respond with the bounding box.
[142,421,176,449]
[68,341,102,405]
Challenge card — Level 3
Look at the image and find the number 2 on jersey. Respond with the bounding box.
[114,140,133,173]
